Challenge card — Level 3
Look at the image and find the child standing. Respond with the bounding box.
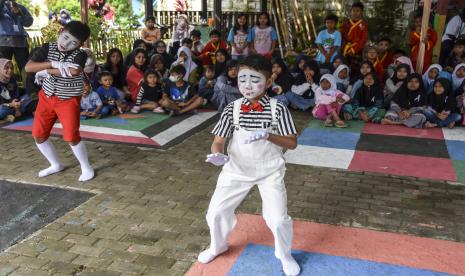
[200,29,228,65]
[97,71,128,115]
[340,2,368,72]
[315,14,342,65]
[25,21,94,181]
[160,65,203,115]
[424,78,461,128]
[199,54,300,276]
[80,80,102,120]
[227,14,250,60]
[312,74,350,127]
[410,14,438,72]
[198,65,216,104]
[131,69,164,113]
[248,12,278,60]
[343,72,385,123]
[141,16,161,46]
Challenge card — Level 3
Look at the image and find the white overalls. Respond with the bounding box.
[206,98,293,259]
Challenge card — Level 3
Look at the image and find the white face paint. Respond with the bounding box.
[57,31,81,52]
[238,68,267,100]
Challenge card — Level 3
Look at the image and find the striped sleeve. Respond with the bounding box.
[135,86,144,106]
[276,103,298,136]
[212,102,234,138]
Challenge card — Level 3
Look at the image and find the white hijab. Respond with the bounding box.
[333,64,350,88]
[176,46,197,81]
[422,64,442,86]
[452,63,465,92]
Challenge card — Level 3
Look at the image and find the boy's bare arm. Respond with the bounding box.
[267,134,297,150]
[211,136,226,154]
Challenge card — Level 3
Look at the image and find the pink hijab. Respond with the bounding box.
[395,56,414,74]
[0,58,12,83]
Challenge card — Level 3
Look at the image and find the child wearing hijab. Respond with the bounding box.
[126,48,147,102]
[346,60,374,98]
[422,64,442,94]
[343,72,385,123]
[452,63,465,92]
[333,64,350,93]
[424,78,461,128]
[268,57,293,105]
[312,74,350,127]
[154,40,174,69]
[214,49,231,78]
[384,63,411,104]
[212,60,241,111]
[394,56,415,74]
[0,59,34,122]
[171,46,199,86]
[286,61,320,111]
[291,54,312,77]
[382,73,427,128]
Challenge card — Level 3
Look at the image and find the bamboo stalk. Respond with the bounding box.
[416,0,432,73]
[271,4,284,58]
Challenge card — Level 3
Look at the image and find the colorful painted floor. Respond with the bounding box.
[187,214,465,276]
[0,110,218,149]
[284,119,465,182]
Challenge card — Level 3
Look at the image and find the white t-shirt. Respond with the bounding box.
[442,15,465,42]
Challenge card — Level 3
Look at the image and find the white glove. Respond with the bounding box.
[34,69,50,85]
[205,153,229,166]
[51,61,79,77]
[244,130,269,144]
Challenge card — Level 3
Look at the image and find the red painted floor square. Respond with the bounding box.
[362,124,444,139]
[348,151,456,181]
[186,214,465,276]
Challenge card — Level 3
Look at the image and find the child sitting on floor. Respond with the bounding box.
[131,69,164,114]
[343,72,385,123]
[198,65,216,105]
[287,61,320,111]
[452,63,465,91]
[424,78,461,128]
[160,65,203,115]
[346,60,375,98]
[423,64,442,94]
[312,74,350,127]
[384,63,411,105]
[333,64,350,93]
[80,80,103,120]
[382,73,427,128]
[97,71,129,115]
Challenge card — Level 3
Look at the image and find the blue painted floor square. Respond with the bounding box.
[298,128,360,150]
[227,244,451,276]
[446,140,465,161]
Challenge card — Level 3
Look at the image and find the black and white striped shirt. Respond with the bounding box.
[212,95,297,138]
[30,43,87,100]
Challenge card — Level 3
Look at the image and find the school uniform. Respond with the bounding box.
[30,42,87,142]
[207,95,297,259]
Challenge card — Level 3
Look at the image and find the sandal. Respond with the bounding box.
[335,120,348,128]
[324,118,334,127]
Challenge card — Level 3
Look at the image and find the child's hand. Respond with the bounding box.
[244,130,269,144]
[272,85,283,95]
[205,153,229,166]
[399,110,410,120]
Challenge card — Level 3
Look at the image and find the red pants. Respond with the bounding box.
[32,90,81,142]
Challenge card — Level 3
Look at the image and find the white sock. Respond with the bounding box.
[70,141,94,182]
[36,139,64,177]
[197,247,228,264]
[280,254,300,276]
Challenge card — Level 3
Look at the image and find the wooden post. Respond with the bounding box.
[433,0,450,63]
[145,0,154,20]
[416,0,432,73]
[260,0,268,12]
[80,0,89,47]
[214,0,222,31]
[201,0,208,22]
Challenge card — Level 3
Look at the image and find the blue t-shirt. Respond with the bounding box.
[315,29,342,64]
[96,86,120,102]
[163,81,196,102]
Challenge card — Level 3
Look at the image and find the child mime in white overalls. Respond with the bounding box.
[199,55,300,276]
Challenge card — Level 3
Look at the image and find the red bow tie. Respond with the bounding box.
[241,102,264,113]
